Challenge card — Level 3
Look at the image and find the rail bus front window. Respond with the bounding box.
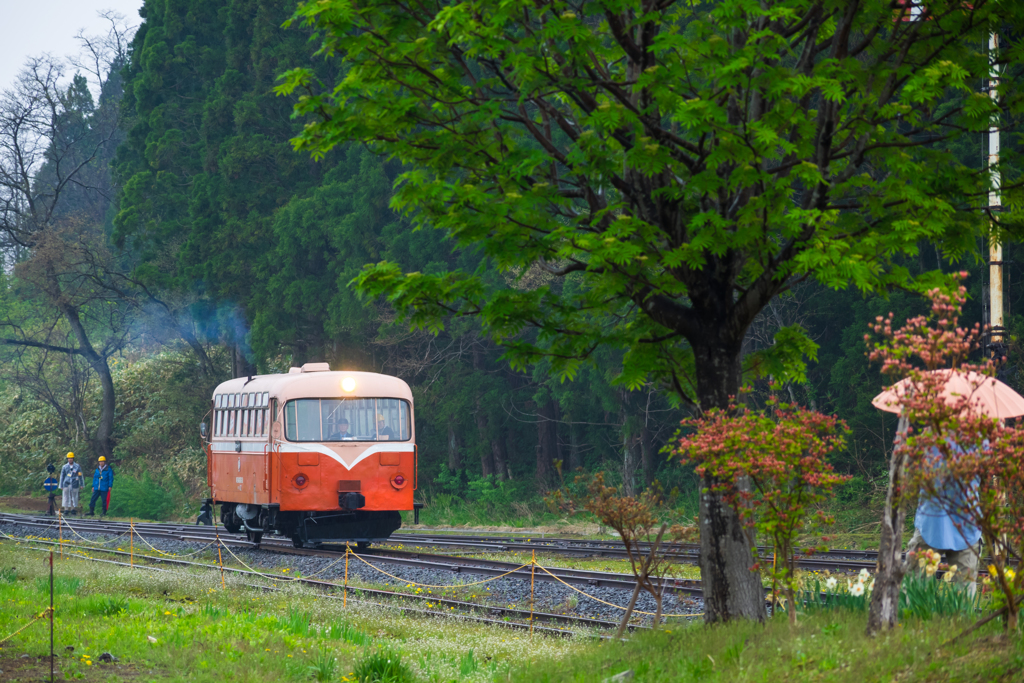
[285,399,322,441]
[283,398,411,442]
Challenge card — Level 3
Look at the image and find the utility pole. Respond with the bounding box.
[989,29,1007,359]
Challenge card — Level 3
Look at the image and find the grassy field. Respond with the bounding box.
[2,539,1022,682]
[0,542,584,682]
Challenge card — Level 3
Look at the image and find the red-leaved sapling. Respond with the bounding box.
[676,393,850,625]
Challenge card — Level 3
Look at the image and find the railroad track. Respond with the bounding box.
[7,512,982,577]
[2,533,636,637]
[0,512,705,597]
[385,532,884,569]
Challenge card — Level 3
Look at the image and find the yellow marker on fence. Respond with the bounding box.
[344,542,350,609]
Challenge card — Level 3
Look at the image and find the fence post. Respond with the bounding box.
[49,550,54,683]
[344,542,350,609]
[129,518,134,568]
[58,514,63,559]
[530,550,535,637]
[216,532,226,589]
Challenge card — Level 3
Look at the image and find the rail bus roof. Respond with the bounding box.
[213,370,413,404]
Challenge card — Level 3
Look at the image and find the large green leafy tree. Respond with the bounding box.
[280,0,1024,622]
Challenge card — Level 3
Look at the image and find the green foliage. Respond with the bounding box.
[308,648,339,682]
[199,603,224,619]
[323,619,371,646]
[279,609,313,637]
[352,648,417,683]
[465,475,516,507]
[283,0,1024,414]
[106,471,176,521]
[900,572,978,621]
[458,649,478,677]
[801,572,977,621]
[35,576,81,596]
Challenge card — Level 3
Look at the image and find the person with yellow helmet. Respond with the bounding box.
[376,413,395,440]
[87,456,114,516]
[58,452,84,515]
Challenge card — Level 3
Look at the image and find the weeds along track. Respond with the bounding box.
[0,512,898,574]
[0,512,704,628]
[7,512,988,576]
[0,513,702,595]
[0,526,641,638]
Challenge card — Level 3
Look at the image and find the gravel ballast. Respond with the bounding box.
[1,519,703,625]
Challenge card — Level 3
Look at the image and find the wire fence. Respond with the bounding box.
[0,521,703,641]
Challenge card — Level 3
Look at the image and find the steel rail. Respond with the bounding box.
[7,512,995,575]
[0,513,705,595]
[0,533,655,635]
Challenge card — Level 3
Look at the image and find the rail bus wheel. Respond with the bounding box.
[221,505,241,534]
[356,541,371,551]
[292,534,304,549]
[246,528,263,546]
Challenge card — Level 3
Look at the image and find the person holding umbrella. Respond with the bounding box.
[873,369,1024,594]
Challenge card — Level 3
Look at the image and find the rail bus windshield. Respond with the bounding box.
[285,398,411,442]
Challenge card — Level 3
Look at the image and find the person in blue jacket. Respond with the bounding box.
[42,464,59,516]
[87,456,114,516]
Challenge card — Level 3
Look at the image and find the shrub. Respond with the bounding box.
[308,649,338,682]
[352,649,417,683]
[106,471,176,520]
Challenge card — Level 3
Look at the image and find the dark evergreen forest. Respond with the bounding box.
[1,0,1021,521]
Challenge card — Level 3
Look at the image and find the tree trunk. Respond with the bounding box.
[536,399,558,489]
[58,300,115,461]
[447,423,462,472]
[867,413,910,635]
[472,339,497,478]
[178,322,213,377]
[620,391,638,496]
[232,343,256,378]
[693,340,767,624]
[475,405,495,477]
[568,421,581,472]
[491,431,508,482]
[640,420,654,489]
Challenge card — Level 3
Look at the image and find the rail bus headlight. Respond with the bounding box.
[294,473,308,489]
[341,377,356,392]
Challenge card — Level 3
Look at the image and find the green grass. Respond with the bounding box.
[511,610,1024,682]
[0,542,581,681]
[3,538,1021,682]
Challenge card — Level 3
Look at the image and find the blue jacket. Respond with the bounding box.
[93,465,114,491]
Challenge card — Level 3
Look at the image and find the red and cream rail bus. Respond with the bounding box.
[203,364,416,547]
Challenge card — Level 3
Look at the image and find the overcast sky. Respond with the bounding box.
[0,0,144,92]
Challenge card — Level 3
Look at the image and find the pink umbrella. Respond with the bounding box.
[872,369,1024,419]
